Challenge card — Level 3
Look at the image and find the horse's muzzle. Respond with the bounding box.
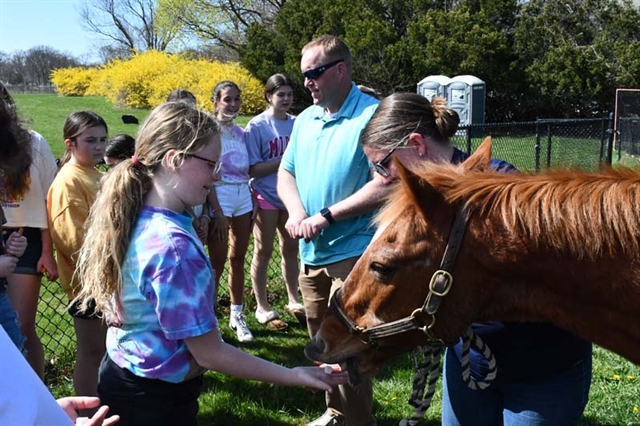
[304,334,327,362]
[305,335,365,385]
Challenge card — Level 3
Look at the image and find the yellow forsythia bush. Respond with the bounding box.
[50,67,100,97]
[51,50,265,114]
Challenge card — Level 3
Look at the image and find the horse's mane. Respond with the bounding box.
[377,162,640,259]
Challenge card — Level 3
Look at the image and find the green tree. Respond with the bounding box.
[401,4,516,90]
[242,0,517,96]
[79,0,185,59]
[514,0,640,103]
[158,0,284,56]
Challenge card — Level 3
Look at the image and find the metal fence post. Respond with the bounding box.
[599,117,607,164]
[535,119,541,172]
[546,123,553,168]
[605,112,615,166]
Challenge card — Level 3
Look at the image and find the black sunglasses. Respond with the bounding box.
[373,147,397,178]
[302,58,344,80]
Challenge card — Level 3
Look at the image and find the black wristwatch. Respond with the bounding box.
[320,207,335,225]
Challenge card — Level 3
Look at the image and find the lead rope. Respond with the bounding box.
[398,346,443,426]
[398,327,497,425]
[459,326,497,390]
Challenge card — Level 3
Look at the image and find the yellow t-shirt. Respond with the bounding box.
[47,163,101,298]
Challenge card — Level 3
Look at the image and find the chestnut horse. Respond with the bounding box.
[305,138,640,382]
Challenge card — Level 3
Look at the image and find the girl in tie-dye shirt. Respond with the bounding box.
[73,102,347,426]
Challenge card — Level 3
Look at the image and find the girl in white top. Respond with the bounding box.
[245,74,304,330]
[206,81,254,343]
[0,85,59,379]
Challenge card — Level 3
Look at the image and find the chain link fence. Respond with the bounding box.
[35,116,626,373]
[37,238,283,366]
[451,116,619,172]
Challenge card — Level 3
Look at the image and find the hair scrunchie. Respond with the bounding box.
[132,155,141,168]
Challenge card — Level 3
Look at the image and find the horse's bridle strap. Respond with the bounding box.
[329,203,470,346]
[424,204,469,315]
[331,287,428,341]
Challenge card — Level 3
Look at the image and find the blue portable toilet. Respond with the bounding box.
[416,75,451,102]
[447,75,486,127]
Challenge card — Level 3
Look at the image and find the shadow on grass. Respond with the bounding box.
[198,372,328,425]
[577,418,620,426]
[197,325,436,426]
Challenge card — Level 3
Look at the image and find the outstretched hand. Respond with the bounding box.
[56,397,120,426]
[292,364,348,393]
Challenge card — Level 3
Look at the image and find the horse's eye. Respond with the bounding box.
[370,262,394,278]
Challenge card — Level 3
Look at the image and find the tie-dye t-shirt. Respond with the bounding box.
[216,123,249,184]
[107,206,217,383]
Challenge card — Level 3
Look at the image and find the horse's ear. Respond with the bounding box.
[462,136,492,172]
[395,159,443,216]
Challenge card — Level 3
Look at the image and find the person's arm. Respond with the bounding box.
[298,174,393,241]
[277,167,308,239]
[185,329,347,391]
[205,191,228,241]
[49,178,91,269]
[195,211,210,244]
[38,227,59,280]
[249,160,281,178]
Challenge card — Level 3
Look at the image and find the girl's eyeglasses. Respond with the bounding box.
[187,154,222,174]
[372,147,397,178]
[303,59,344,80]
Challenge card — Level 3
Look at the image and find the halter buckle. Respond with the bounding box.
[429,270,453,296]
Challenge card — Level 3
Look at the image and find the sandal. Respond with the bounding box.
[285,303,307,327]
[265,318,288,331]
[255,309,288,331]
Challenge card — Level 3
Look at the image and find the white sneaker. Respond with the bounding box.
[229,312,254,342]
[305,410,345,426]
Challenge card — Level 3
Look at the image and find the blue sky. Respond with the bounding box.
[0,0,98,61]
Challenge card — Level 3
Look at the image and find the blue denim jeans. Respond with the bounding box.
[441,347,592,426]
[0,289,25,352]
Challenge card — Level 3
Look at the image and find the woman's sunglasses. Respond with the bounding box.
[303,59,344,80]
[373,147,397,178]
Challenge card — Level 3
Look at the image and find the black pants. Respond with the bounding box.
[98,354,203,426]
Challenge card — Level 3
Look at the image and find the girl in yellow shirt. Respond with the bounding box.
[47,111,108,408]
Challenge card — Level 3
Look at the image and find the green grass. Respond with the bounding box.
[13,94,151,159]
[38,272,640,425]
[12,93,253,159]
[14,93,640,425]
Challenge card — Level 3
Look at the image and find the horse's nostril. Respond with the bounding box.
[312,334,326,352]
[304,335,327,361]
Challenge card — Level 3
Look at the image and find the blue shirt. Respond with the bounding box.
[281,83,379,266]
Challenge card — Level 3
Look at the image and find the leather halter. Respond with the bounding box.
[330,204,469,348]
